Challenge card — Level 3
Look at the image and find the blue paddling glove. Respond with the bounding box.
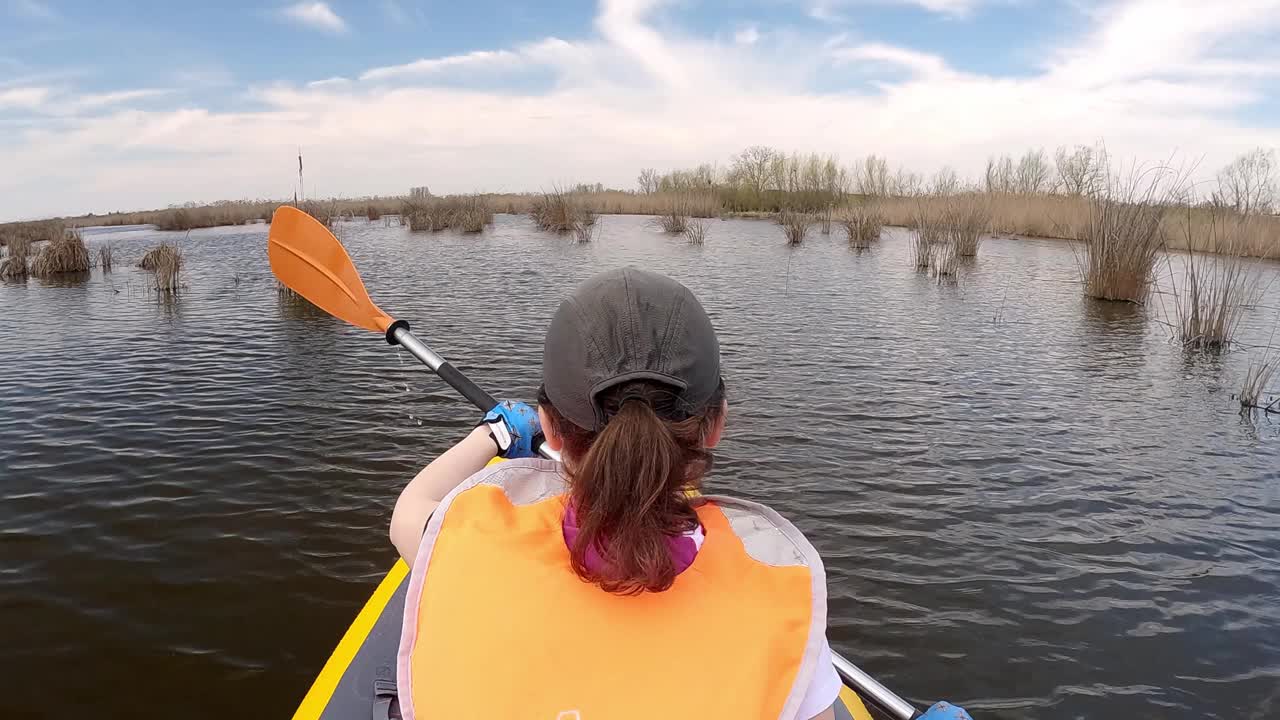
[920,702,973,720]
[480,401,542,459]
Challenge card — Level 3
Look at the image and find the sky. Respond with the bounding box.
[2,0,1279,221]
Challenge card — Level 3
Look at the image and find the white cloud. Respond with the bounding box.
[0,86,49,108]
[904,0,983,14]
[279,2,347,34]
[809,0,987,23]
[360,49,521,81]
[307,76,351,88]
[9,0,57,21]
[734,25,760,46]
[830,43,951,78]
[71,88,172,110]
[4,0,1280,220]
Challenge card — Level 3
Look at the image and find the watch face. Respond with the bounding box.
[489,420,513,450]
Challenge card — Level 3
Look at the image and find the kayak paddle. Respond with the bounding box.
[267,206,555,457]
[267,205,922,720]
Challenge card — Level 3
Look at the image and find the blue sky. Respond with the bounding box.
[2,0,1279,220]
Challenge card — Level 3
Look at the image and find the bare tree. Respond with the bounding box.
[1215,148,1276,215]
[1015,148,1053,194]
[730,146,778,194]
[931,166,960,196]
[892,167,922,196]
[985,155,1015,194]
[637,168,659,194]
[855,155,892,196]
[1055,144,1108,196]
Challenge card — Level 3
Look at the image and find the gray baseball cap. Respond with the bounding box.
[542,267,721,431]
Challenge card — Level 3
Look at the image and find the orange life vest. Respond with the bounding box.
[396,459,828,720]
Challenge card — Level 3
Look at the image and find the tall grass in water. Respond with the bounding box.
[571,216,598,244]
[403,195,493,232]
[405,199,449,231]
[532,188,596,233]
[1076,168,1182,303]
[946,194,992,257]
[684,219,708,245]
[454,195,494,233]
[655,194,692,234]
[778,211,811,246]
[139,243,182,293]
[300,201,339,229]
[930,243,962,284]
[1166,209,1263,350]
[909,199,947,269]
[840,202,883,249]
[366,204,382,221]
[98,243,114,272]
[818,205,834,235]
[1240,353,1279,411]
[1,235,31,278]
[30,229,90,277]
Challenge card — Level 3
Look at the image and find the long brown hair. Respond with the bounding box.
[538,379,726,595]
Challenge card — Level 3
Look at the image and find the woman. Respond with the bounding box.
[390,268,971,720]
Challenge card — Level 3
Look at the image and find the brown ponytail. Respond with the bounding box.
[538,379,725,595]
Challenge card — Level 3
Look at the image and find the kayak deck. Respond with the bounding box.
[294,561,874,720]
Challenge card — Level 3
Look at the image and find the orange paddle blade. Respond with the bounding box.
[268,206,394,333]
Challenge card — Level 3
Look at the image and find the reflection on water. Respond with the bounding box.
[2,216,1279,720]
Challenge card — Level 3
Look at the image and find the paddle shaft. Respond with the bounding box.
[387,322,561,462]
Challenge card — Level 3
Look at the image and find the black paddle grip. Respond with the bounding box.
[436,361,498,411]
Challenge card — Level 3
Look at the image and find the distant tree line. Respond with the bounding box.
[635,144,1278,215]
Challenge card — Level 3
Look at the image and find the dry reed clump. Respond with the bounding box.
[300,201,339,229]
[1166,210,1263,350]
[1076,168,1182,303]
[366,205,382,221]
[909,199,947,269]
[532,189,596,233]
[98,243,114,272]
[571,216,599,244]
[945,194,993,257]
[818,205,834,235]
[139,242,182,293]
[839,202,884,249]
[930,243,962,284]
[778,211,811,246]
[0,235,31,278]
[454,196,494,233]
[655,194,692,234]
[30,229,91,277]
[404,195,494,233]
[0,253,27,278]
[404,199,450,232]
[684,219,708,245]
[1240,353,1279,411]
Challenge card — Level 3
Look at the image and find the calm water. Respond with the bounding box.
[2,216,1279,719]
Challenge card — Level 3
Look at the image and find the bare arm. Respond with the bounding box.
[390,426,497,565]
